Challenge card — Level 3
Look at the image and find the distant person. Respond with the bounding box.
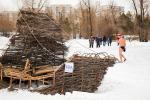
[89,35,94,48]
[107,35,112,46]
[99,36,103,46]
[102,35,107,46]
[96,36,101,48]
[118,35,126,62]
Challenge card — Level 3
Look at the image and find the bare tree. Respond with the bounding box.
[131,0,150,41]
[109,0,118,25]
[21,0,48,12]
[96,0,122,37]
[79,0,97,37]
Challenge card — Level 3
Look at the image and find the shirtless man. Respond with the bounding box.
[118,35,126,62]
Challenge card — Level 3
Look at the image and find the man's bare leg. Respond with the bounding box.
[122,54,126,61]
[119,48,126,62]
[119,48,123,62]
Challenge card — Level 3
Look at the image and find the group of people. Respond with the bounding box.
[89,35,112,48]
[89,33,126,63]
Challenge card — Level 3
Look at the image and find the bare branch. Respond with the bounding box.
[81,0,89,8]
[38,0,47,12]
[131,0,138,16]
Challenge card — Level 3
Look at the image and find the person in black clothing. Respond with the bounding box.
[107,36,112,46]
[96,36,101,48]
[103,35,107,46]
[99,36,102,45]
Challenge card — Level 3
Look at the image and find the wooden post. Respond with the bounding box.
[28,79,32,89]
[53,71,56,87]
[19,78,22,88]
[9,77,13,88]
[62,40,64,60]
[81,61,84,91]
[71,72,73,93]
[61,72,65,94]
[0,63,3,80]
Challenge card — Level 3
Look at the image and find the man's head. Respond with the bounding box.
[118,34,123,39]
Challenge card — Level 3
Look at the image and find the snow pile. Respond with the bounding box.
[1,37,150,100]
[0,36,10,57]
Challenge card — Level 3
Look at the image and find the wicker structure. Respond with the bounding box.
[1,10,68,67]
[35,53,116,95]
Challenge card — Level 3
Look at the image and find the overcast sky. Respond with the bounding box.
[0,0,132,12]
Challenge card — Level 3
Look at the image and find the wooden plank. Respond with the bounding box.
[34,68,54,75]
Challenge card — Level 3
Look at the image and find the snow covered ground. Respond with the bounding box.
[0,36,10,56]
[0,37,150,100]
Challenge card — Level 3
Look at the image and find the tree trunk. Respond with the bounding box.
[88,0,93,36]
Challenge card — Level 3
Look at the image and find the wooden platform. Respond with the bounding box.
[0,59,60,88]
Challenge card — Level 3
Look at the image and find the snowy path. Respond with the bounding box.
[1,38,150,100]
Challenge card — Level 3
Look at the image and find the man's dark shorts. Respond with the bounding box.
[120,46,126,52]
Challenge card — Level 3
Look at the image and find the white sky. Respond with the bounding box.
[0,0,132,12]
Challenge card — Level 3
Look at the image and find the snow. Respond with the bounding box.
[0,36,10,57]
[1,37,150,100]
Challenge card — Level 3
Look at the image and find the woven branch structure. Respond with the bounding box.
[35,54,116,95]
[1,10,68,67]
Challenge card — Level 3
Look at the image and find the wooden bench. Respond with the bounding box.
[3,59,57,88]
